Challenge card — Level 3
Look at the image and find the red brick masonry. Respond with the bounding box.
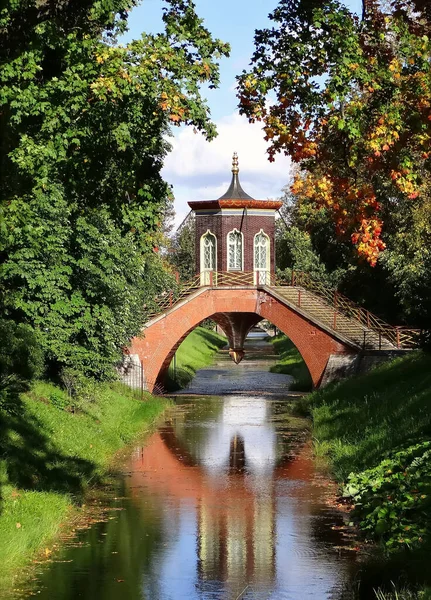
[195,213,276,273]
[129,288,354,392]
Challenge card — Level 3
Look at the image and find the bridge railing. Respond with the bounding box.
[146,274,201,319]
[146,271,274,319]
[145,270,420,349]
[284,271,420,349]
[202,270,276,287]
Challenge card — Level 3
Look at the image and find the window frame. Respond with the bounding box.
[200,229,217,273]
[226,228,244,272]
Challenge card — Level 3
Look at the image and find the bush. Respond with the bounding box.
[0,319,43,406]
[60,367,99,410]
[48,390,71,411]
[344,441,431,552]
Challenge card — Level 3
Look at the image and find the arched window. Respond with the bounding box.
[254,230,270,284]
[200,230,217,285]
[227,229,243,271]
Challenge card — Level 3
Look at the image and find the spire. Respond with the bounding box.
[218,153,254,200]
[232,151,239,174]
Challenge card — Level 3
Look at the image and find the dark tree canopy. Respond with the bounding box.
[0,0,229,378]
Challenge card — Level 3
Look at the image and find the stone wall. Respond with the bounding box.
[321,350,409,386]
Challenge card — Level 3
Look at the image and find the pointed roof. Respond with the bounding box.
[188,153,283,212]
[218,152,254,200]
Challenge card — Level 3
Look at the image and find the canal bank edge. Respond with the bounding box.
[0,381,170,597]
[163,326,226,391]
[267,333,313,391]
[303,351,431,598]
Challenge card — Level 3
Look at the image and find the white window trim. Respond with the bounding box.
[226,228,244,272]
[253,229,270,281]
[200,229,217,273]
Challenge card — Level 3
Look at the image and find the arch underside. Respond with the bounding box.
[129,288,354,392]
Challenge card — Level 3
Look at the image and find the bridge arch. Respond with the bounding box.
[128,287,355,392]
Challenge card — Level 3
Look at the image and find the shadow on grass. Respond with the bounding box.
[0,388,97,515]
[189,327,227,349]
[351,540,431,599]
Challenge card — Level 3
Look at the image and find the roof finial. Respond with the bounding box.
[232,152,239,175]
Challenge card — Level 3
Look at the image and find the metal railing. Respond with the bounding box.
[146,271,274,318]
[145,270,420,350]
[286,271,420,350]
[117,354,167,396]
[201,270,275,287]
[146,274,201,319]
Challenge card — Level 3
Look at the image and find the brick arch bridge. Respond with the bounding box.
[127,272,419,393]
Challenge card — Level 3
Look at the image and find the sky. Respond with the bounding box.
[122,0,363,227]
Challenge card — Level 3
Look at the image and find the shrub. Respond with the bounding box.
[344,441,431,552]
[49,390,70,411]
[0,319,43,407]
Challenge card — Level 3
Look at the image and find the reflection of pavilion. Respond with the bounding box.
[197,434,276,596]
[129,397,315,598]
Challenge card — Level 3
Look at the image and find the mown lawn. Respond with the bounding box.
[0,382,168,594]
[164,326,226,391]
[268,333,312,391]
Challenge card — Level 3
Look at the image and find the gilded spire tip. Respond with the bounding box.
[232,152,239,174]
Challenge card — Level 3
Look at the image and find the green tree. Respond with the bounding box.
[277,225,334,284]
[237,0,431,265]
[0,0,229,379]
[169,214,196,282]
[0,319,43,404]
[238,0,431,328]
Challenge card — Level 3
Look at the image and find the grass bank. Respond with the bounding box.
[303,351,431,597]
[0,381,168,594]
[268,333,312,391]
[164,326,226,391]
[306,351,431,482]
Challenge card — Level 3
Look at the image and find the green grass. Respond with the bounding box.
[304,352,431,594]
[305,351,431,481]
[374,585,431,600]
[164,326,226,391]
[0,381,168,594]
[268,333,312,391]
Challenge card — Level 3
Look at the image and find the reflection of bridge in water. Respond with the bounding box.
[129,393,352,599]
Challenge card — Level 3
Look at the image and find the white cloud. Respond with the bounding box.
[162,112,292,227]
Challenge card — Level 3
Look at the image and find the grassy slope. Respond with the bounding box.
[164,326,226,390]
[268,334,312,391]
[0,382,168,593]
[305,351,431,481]
[304,352,431,598]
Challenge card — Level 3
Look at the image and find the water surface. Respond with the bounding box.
[25,335,381,599]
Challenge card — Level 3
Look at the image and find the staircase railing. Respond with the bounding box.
[285,271,420,349]
[145,270,420,350]
[146,274,201,319]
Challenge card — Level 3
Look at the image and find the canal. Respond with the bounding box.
[24,333,391,599]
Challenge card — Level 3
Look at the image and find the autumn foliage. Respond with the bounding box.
[238,0,431,265]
